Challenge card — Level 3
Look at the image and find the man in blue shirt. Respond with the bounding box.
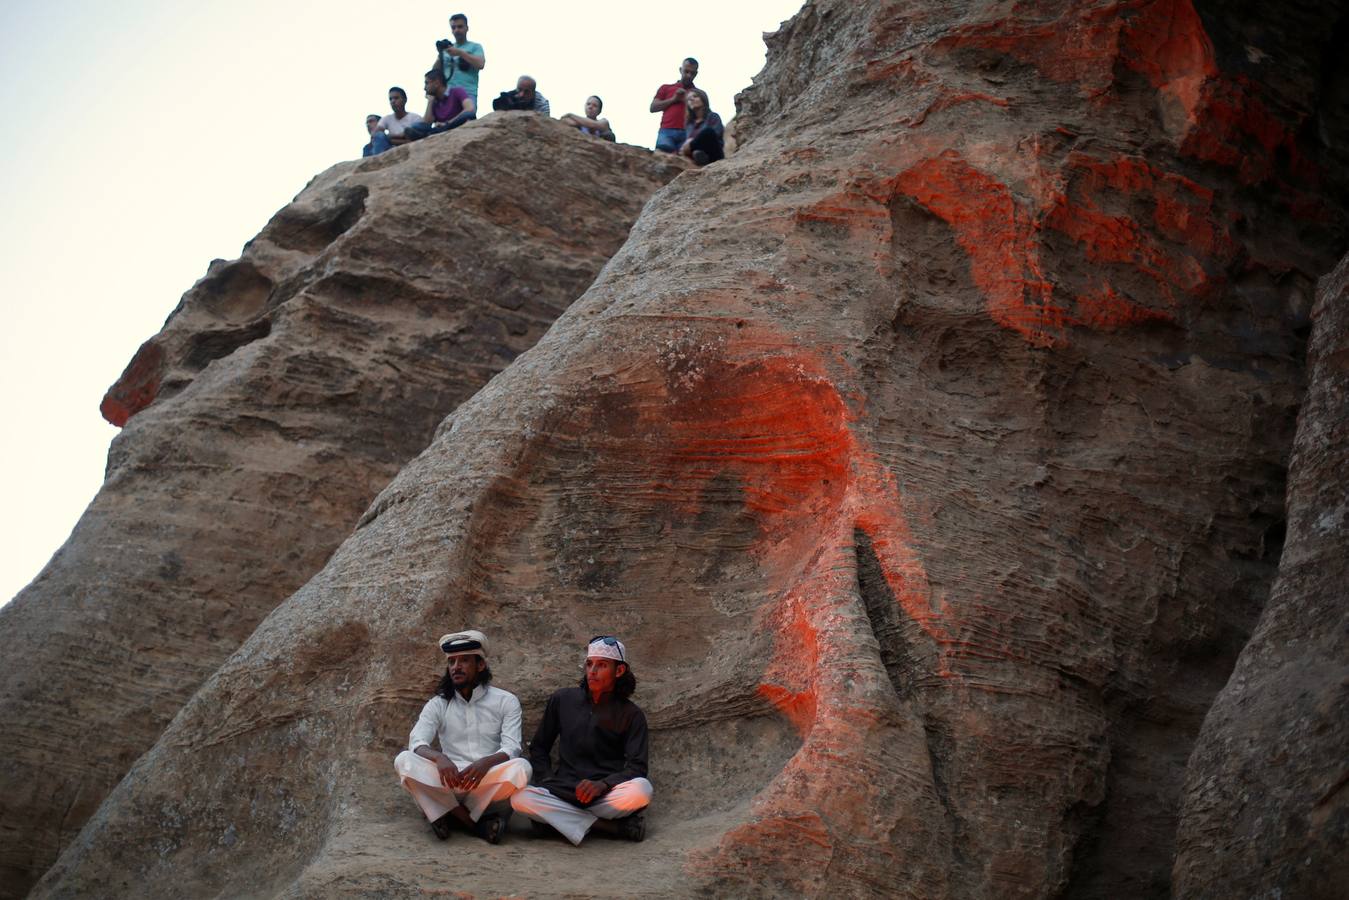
[437,12,485,102]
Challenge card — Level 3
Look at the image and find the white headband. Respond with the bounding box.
[439,629,488,660]
[586,636,626,663]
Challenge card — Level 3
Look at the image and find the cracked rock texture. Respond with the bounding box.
[17,0,1349,898]
[1173,251,1349,899]
[0,114,684,899]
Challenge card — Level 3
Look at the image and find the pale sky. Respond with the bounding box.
[0,0,803,606]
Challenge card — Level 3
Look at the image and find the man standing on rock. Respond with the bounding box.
[436,12,485,102]
[650,57,698,152]
[394,630,530,843]
[510,636,652,844]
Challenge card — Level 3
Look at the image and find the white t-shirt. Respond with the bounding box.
[378,111,424,137]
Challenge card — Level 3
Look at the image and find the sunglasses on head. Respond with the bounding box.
[588,635,624,659]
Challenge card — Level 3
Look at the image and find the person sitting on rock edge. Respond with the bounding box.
[371,86,424,153]
[681,88,724,166]
[405,68,476,141]
[560,96,616,142]
[510,636,651,844]
[393,630,531,843]
[361,113,383,157]
[491,75,550,116]
[650,57,698,152]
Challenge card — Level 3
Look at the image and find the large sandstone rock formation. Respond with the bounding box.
[0,114,684,898]
[22,0,1349,897]
[1173,251,1349,898]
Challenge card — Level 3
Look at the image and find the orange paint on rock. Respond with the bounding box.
[1075,284,1176,330]
[1119,0,1218,123]
[893,152,1066,346]
[757,683,819,738]
[623,339,946,736]
[653,354,853,544]
[100,339,166,427]
[931,0,1308,187]
[931,3,1131,98]
[890,147,1250,342]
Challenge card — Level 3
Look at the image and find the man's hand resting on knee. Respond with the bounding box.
[455,752,507,791]
[416,747,461,789]
[575,779,610,804]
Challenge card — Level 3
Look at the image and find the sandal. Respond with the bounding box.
[476,812,505,844]
[621,812,646,842]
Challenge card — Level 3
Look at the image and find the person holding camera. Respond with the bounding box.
[405,68,476,141]
[436,13,485,102]
[491,76,551,116]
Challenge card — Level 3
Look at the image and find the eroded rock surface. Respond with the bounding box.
[1173,251,1349,899]
[0,114,684,898]
[26,1,1349,898]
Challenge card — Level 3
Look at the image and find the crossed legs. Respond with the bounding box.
[510,778,653,845]
[394,751,531,825]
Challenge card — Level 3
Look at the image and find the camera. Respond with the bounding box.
[436,38,451,51]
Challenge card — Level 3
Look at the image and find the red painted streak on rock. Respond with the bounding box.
[889,147,1248,343]
[893,152,1068,346]
[100,340,166,427]
[656,354,852,544]
[930,0,1311,187]
[1119,0,1217,120]
[1075,284,1177,329]
[932,2,1130,98]
[628,343,946,738]
[663,350,942,633]
[1117,1,1304,184]
[1177,78,1306,185]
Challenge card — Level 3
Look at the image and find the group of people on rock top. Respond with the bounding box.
[394,630,652,845]
[361,13,725,165]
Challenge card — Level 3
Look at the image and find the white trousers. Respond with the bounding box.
[509,778,653,845]
[394,751,531,823]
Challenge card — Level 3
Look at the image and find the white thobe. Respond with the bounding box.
[396,684,528,822]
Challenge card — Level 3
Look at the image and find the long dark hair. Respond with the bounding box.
[685,88,711,124]
[437,663,492,699]
[579,664,637,701]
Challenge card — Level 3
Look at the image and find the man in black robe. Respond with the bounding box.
[511,636,651,843]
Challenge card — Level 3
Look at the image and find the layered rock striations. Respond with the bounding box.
[27,0,1349,898]
[1173,251,1349,898]
[0,114,684,898]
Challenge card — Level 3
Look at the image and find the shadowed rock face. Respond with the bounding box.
[24,0,1349,898]
[1173,251,1349,899]
[0,114,685,899]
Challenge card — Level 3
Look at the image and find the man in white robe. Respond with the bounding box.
[394,630,530,842]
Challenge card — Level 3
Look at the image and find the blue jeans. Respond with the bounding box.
[363,132,393,157]
[406,114,475,141]
[655,127,685,152]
